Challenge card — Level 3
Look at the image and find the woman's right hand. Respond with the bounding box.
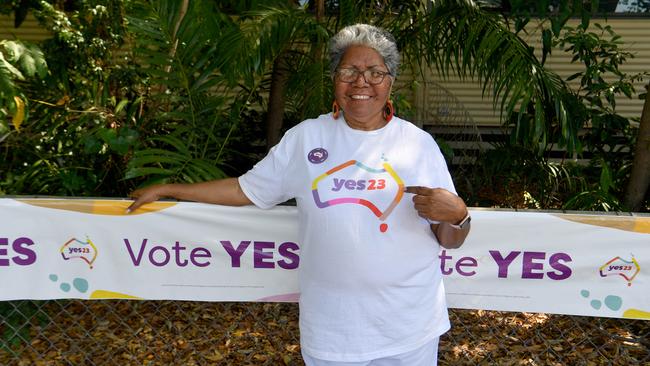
[126,178,251,213]
[127,184,170,213]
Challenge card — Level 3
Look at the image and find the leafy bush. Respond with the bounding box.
[480,22,647,211]
[459,143,578,209]
[1,1,137,196]
[0,1,268,196]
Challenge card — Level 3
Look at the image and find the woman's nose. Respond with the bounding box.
[352,71,369,86]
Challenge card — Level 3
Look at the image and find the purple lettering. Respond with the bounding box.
[330,179,388,191]
[171,241,188,267]
[220,240,251,267]
[439,250,453,275]
[0,238,9,266]
[277,242,300,270]
[124,238,148,266]
[254,241,275,269]
[332,178,345,192]
[522,252,545,279]
[547,252,572,280]
[149,246,170,266]
[190,248,211,267]
[490,250,520,278]
[12,237,36,265]
[0,237,37,266]
[455,257,478,276]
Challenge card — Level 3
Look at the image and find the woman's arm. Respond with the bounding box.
[127,178,252,213]
[430,219,471,249]
[405,186,471,249]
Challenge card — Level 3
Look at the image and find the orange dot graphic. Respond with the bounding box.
[380,223,388,233]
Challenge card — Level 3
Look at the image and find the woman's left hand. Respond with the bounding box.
[404,186,467,225]
[405,186,470,249]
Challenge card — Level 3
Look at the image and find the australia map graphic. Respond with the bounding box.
[311,159,404,232]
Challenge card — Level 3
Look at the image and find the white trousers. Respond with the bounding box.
[301,337,439,366]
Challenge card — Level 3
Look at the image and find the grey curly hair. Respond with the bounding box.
[328,24,401,78]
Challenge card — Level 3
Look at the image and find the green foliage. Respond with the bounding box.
[559,23,644,112]
[472,18,647,212]
[243,4,331,126]
[490,1,635,154]
[0,301,48,351]
[125,134,227,185]
[460,142,581,209]
[556,23,645,210]
[0,40,48,128]
[504,0,602,35]
[458,138,635,212]
[561,160,627,212]
[0,1,137,196]
[411,1,577,153]
[0,0,646,213]
[121,0,264,186]
[1,0,253,195]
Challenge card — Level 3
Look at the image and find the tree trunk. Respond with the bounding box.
[152,0,189,104]
[265,53,290,150]
[264,0,319,150]
[166,0,189,74]
[624,82,650,212]
[315,0,324,21]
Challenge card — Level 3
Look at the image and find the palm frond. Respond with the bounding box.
[126,135,226,185]
[417,0,577,152]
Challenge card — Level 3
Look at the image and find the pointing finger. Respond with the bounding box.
[126,198,143,214]
[405,186,430,195]
[126,189,149,213]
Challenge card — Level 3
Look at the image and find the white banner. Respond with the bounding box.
[1,198,648,320]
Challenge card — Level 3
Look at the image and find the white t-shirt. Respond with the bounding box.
[239,113,454,362]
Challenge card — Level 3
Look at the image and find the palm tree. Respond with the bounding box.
[242,4,329,150]
[624,83,650,211]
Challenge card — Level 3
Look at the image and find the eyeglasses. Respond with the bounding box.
[335,68,391,85]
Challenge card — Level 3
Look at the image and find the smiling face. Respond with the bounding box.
[334,45,393,131]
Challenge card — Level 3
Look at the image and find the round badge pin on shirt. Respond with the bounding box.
[308,147,328,164]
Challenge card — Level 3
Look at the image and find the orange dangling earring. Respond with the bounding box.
[383,100,394,123]
[332,100,341,120]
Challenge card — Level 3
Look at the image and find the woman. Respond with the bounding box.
[128,24,470,366]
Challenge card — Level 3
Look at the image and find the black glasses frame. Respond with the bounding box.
[335,68,391,85]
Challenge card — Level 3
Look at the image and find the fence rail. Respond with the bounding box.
[1,300,648,365]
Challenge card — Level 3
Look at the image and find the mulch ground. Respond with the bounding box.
[1,301,648,365]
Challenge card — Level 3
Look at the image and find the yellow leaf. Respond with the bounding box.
[12,96,25,131]
[283,354,293,365]
[253,354,268,361]
[56,95,70,105]
[203,351,224,361]
[285,344,300,353]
